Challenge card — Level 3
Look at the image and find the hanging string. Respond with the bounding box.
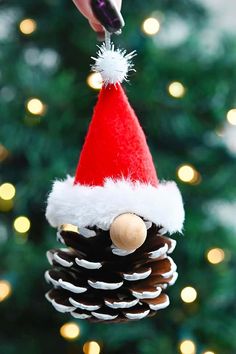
[105,29,111,50]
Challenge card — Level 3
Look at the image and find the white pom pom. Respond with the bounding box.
[92,43,136,85]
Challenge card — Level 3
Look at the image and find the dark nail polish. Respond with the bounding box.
[90,0,125,33]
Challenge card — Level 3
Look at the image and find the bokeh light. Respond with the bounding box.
[0,183,15,200]
[0,199,14,212]
[0,144,9,162]
[168,81,185,98]
[179,340,196,354]
[207,248,225,264]
[19,19,37,35]
[203,351,215,354]
[0,280,12,302]
[13,216,31,233]
[181,286,198,303]
[26,98,46,115]
[215,128,224,137]
[227,109,236,125]
[87,72,103,90]
[83,341,101,354]
[142,17,160,35]
[60,322,80,340]
[177,165,200,184]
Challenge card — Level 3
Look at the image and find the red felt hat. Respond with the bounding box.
[46,44,184,234]
[74,83,158,187]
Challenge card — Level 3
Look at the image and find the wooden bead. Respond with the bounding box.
[110,213,147,251]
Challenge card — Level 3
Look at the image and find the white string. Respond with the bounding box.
[105,29,111,50]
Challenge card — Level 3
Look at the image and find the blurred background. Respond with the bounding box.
[0,0,236,353]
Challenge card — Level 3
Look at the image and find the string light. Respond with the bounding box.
[83,341,101,354]
[181,286,198,303]
[168,81,185,98]
[207,248,225,264]
[19,19,37,35]
[227,109,236,125]
[178,165,195,182]
[26,98,46,115]
[87,72,103,90]
[177,165,200,184]
[142,17,160,36]
[179,340,196,354]
[0,144,9,162]
[13,216,31,233]
[60,322,80,340]
[0,183,16,200]
[0,280,12,302]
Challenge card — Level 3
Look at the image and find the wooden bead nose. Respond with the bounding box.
[110,213,147,251]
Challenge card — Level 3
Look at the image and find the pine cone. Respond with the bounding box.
[45,222,178,323]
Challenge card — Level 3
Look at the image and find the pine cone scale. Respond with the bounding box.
[69,295,102,311]
[104,297,139,309]
[142,293,170,311]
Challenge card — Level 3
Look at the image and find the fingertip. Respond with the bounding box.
[96,31,105,41]
[116,0,122,11]
[89,20,104,34]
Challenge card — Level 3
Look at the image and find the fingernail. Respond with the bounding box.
[90,0,125,33]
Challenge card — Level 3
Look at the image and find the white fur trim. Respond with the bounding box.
[46,176,184,234]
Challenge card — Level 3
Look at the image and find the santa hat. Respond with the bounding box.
[46,44,184,234]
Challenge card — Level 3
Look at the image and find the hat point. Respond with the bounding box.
[74,83,158,187]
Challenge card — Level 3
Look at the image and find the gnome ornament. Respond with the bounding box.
[45,40,184,323]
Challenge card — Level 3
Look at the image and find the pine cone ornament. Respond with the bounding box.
[45,222,177,323]
[45,43,184,323]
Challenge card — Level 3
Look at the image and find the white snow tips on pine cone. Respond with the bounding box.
[45,222,178,323]
[91,43,136,85]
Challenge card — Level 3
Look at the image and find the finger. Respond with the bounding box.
[73,0,105,32]
[114,0,122,11]
[73,0,123,33]
[73,0,122,18]
[72,0,94,20]
[88,19,104,33]
[90,0,124,33]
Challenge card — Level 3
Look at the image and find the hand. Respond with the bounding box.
[73,0,122,33]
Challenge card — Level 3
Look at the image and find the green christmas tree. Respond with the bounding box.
[0,0,236,353]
